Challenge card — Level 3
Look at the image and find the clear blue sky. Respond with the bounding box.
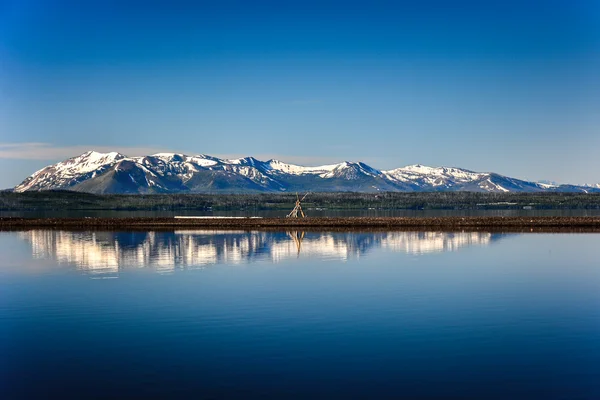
[1,0,599,188]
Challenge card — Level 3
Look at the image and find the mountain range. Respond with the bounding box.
[14,151,600,194]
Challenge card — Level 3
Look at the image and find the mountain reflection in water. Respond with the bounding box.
[19,230,505,275]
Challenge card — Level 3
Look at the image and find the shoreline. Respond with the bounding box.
[2,217,600,233]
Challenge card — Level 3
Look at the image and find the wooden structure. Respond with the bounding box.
[286,193,309,218]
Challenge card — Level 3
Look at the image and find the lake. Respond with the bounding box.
[1,229,599,399]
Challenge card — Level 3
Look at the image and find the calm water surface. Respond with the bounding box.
[1,230,599,399]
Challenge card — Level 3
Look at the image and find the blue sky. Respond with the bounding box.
[1,0,599,188]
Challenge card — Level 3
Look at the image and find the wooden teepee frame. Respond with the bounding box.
[286,193,309,218]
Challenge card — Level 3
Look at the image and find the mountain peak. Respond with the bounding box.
[80,150,125,159]
[227,156,261,166]
[14,150,126,192]
[151,153,187,161]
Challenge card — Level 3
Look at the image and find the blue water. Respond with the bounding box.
[1,230,599,399]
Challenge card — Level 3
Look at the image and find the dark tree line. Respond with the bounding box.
[1,190,600,211]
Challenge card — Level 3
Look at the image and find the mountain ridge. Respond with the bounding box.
[14,151,600,194]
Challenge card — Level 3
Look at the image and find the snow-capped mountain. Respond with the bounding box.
[14,151,600,194]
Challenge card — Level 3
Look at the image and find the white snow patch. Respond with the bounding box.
[384,164,487,185]
[268,159,345,175]
[188,158,218,167]
[537,182,558,189]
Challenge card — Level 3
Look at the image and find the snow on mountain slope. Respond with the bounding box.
[13,151,599,194]
[266,160,381,181]
[383,165,554,193]
[583,183,600,189]
[537,182,559,189]
[266,159,343,175]
[320,162,381,179]
[384,165,487,188]
[15,151,126,192]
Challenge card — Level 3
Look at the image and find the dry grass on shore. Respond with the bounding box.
[2,216,600,233]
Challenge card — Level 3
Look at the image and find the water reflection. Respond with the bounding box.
[18,230,505,275]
